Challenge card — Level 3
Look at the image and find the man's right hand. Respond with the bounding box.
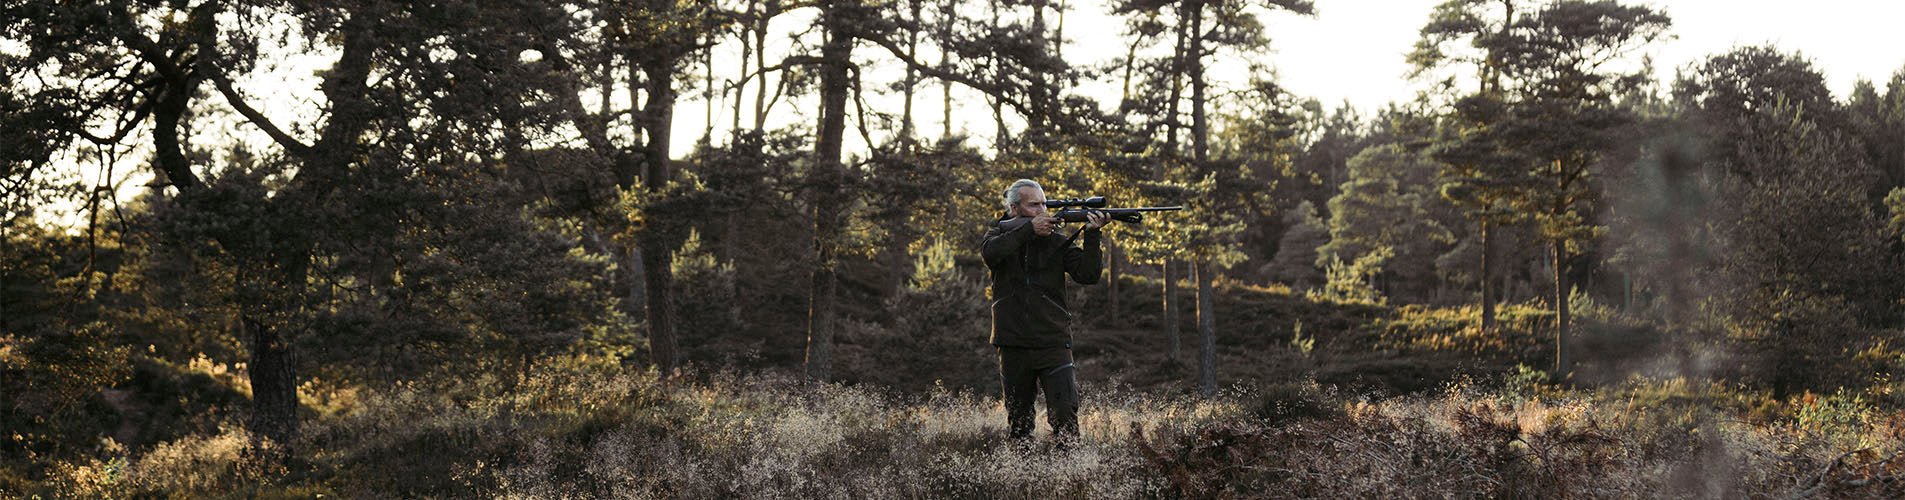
[1031,215,1061,236]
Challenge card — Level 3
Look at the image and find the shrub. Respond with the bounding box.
[838,240,994,393]
[672,229,757,367]
[1251,380,1343,425]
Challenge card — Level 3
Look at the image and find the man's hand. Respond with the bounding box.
[1032,215,1061,236]
[1085,210,1109,230]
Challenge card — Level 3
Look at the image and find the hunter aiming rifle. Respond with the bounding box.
[1044,196,1184,224]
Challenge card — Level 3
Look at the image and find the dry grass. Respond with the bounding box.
[22,359,1905,499]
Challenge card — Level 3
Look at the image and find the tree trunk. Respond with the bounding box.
[1188,0,1213,395]
[627,245,646,325]
[939,0,954,138]
[1119,35,1143,105]
[1186,0,1208,165]
[1552,156,1572,378]
[1053,0,1067,59]
[1163,0,1189,154]
[991,97,1008,148]
[1107,236,1121,324]
[150,66,202,191]
[1028,0,1051,126]
[702,49,715,142]
[235,15,376,451]
[986,0,1008,148]
[1195,260,1217,398]
[641,57,680,374]
[733,0,752,132]
[1553,239,1570,377]
[805,0,854,383]
[1164,260,1181,364]
[244,315,298,449]
[754,10,772,130]
[1481,220,1497,337]
[806,263,839,382]
[640,242,676,373]
[900,0,922,148]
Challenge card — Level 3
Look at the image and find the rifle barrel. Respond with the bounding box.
[1050,206,1185,223]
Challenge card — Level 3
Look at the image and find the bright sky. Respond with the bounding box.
[671,0,1905,156]
[1228,0,1905,117]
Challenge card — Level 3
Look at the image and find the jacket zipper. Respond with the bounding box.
[1040,293,1072,319]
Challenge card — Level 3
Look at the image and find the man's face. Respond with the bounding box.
[1013,187,1048,218]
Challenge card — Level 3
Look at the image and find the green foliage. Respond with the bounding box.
[1289,320,1314,357]
[1790,389,1874,435]
[1119,159,1275,287]
[682,131,814,368]
[1,223,130,475]
[907,237,962,291]
[1490,0,1668,246]
[671,230,752,367]
[1339,302,1555,394]
[1502,363,1556,402]
[1735,289,1869,395]
[1598,130,1716,323]
[838,239,993,393]
[1318,246,1393,305]
[0,84,80,226]
[1320,144,1458,301]
[859,138,993,255]
[1886,187,1905,242]
[1846,68,1905,190]
[1265,199,1328,289]
[1707,95,1894,374]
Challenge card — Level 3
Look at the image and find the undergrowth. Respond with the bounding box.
[16,358,1905,499]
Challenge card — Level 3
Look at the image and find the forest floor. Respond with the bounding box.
[11,276,1905,498]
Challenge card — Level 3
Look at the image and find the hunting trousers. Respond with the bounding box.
[998,346,1079,441]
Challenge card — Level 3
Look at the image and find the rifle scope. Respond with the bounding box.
[1046,196,1107,209]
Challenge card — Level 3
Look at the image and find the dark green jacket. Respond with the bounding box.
[982,215,1102,348]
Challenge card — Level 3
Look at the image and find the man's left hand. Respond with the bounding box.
[1085,210,1109,230]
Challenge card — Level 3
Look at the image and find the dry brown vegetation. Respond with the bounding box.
[17,347,1905,499]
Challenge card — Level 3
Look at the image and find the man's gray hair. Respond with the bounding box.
[1002,179,1042,210]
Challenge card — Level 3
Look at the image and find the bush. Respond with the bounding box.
[838,240,995,393]
[672,230,757,367]
[1251,380,1343,425]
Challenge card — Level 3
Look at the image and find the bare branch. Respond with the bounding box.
[1788,449,1866,500]
[857,35,1039,121]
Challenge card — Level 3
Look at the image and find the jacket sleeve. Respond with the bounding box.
[1064,228,1103,285]
[982,217,1033,269]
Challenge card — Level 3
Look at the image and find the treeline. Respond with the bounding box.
[3,0,1904,478]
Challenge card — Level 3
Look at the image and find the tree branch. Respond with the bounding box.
[73,97,155,146]
[849,65,880,150]
[858,35,1039,121]
[536,42,616,158]
[1788,449,1864,500]
[202,58,315,157]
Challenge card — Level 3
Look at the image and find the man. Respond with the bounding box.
[981,179,1108,446]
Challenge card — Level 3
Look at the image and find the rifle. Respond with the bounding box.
[1045,196,1184,224]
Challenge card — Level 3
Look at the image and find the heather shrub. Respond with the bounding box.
[21,357,1905,498]
[1133,377,1905,498]
[1250,380,1343,425]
